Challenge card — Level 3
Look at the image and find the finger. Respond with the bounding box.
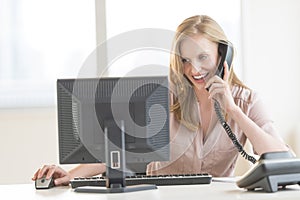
[38,165,50,179]
[223,61,229,81]
[54,175,70,186]
[207,81,224,94]
[205,75,222,90]
[45,165,57,179]
[208,88,225,100]
[207,81,226,95]
[32,169,41,180]
[38,164,56,179]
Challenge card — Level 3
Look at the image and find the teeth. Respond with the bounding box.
[193,74,206,80]
[193,75,203,80]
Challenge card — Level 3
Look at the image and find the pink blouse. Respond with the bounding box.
[147,86,282,177]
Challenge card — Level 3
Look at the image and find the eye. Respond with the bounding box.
[181,58,189,64]
[199,54,208,61]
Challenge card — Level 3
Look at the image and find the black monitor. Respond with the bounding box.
[57,76,170,193]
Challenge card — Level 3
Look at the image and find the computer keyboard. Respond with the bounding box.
[70,173,212,188]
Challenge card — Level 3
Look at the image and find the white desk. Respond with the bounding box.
[1,180,300,200]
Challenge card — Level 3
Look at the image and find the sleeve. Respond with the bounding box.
[249,93,276,134]
[247,91,286,146]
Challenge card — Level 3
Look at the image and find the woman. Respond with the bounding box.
[32,15,289,186]
[147,15,289,176]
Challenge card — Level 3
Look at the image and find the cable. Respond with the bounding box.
[213,99,257,164]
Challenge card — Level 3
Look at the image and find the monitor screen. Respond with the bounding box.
[57,76,170,174]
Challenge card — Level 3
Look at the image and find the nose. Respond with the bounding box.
[190,60,202,73]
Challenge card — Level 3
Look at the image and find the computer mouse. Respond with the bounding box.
[35,176,55,189]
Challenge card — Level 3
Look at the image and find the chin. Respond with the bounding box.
[192,83,206,91]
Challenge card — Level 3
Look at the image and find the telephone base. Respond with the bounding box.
[243,173,300,192]
[237,151,300,192]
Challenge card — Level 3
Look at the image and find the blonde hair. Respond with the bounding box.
[170,15,247,131]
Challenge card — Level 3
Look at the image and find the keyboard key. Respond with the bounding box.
[70,174,212,188]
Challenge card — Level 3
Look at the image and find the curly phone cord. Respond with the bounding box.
[213,99,257,164]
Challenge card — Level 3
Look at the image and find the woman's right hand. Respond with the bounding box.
[32,165,71,186]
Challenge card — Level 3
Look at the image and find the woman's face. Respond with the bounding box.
[180,34,219,91]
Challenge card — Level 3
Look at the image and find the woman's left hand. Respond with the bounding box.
[205,61,237,114]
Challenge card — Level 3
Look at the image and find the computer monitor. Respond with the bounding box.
[57,76,170,193]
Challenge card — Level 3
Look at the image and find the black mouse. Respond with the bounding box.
[35,176,55,189]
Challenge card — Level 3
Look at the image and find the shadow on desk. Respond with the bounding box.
[35,186,70,197]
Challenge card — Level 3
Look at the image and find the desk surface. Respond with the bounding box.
[1,180,300,200]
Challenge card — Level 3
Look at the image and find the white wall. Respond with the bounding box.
[0,108,76,184]
[0,108,58,184]
[1,0,300,184]
[242,0,300,153]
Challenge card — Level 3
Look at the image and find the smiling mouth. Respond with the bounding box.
[192,73,209,81]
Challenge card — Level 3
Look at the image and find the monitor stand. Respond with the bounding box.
[74,120,157,193]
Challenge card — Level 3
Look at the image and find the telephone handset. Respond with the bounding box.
[215,41,233,79]
[211,41,257,164]
[206,41,233,91]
